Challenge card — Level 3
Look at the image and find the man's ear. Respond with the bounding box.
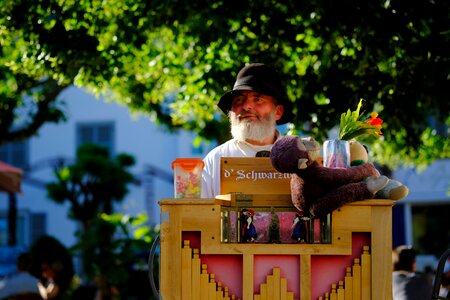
[274,104,284,121]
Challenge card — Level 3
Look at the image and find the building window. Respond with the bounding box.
[76,122,115,156]
[0,210,45,247]
[0,141,29,169]
[29,213,46,245]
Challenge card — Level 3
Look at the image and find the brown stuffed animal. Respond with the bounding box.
[270,136,389,217]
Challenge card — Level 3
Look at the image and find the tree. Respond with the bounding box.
[46,144,135,231]
[46,144,135,298]
[1,0,448,167]
[72,213,158,300]
[0,68,67,145]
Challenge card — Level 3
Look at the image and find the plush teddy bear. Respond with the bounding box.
[270,136,389,218]
[349,140,409,200]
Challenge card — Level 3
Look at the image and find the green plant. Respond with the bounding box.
[72,213,159,299]
[338,99,383,141]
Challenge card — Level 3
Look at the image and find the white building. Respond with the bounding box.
[0,86,214,252]
[392,160,450,270]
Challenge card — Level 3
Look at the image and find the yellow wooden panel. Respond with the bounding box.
[159,198,229,205]
[220,158,291,195]
[243,254,254,300]
[266,275,274,300]
[260,283,267,300]
[224,287,229,300]
[203,236,352,256]
[332,206,372,232]
[371,206,393,300]
[352,259,361,300]
[344,267,353,300]
[200,264,209,300]
[181,240,192,300]
[217,282,224,300]
[218,193,293,207]
[273,268,281,300]
[300,255,311,300]
[361,246,371,300]
[209,274,217,300]
[160,206,183,300]
[191,249,201,300]
[280,277,287,300]
[337,281,345,300]
[330,284,337,300]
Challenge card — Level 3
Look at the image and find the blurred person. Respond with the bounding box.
[38,262,61,299]
[0,252,41,299]
[392,245,433,300]
[439,258,450,298]
[29,236,74,300]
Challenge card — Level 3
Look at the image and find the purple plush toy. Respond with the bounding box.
[270,136,389,217]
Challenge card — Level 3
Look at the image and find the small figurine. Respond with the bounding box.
[240,209,257,243]
[268,209,281,243]
[291,213,309,242]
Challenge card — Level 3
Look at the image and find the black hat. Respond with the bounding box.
[218,63,295,125]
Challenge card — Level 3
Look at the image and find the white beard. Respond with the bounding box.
[229,110,277,142]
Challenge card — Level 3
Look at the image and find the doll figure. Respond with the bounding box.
[240,209,257,242]
[291,213,308,242]
[268,209,281,243]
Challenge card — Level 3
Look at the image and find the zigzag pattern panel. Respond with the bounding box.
[253,267,295,300]
[318,246,371,300]
[182,240,239,300]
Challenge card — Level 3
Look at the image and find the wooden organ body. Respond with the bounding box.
[159,158,395,300]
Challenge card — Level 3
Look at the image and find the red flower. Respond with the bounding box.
[364,112,383,135]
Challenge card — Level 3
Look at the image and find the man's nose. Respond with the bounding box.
[242,97,254,110]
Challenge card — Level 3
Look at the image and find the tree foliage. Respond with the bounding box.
[46,144,135,230]
[0,69,67,145]
[1,0,448,167]
[72,213,158,299]
[46,144,140,298]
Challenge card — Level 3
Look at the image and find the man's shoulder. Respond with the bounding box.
[204,139,237,158]
[9,272,39,283]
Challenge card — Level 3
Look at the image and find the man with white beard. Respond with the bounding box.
[201,63,295,198]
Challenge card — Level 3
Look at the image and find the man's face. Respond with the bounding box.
[229,91,284,142]
[230,91,283,122]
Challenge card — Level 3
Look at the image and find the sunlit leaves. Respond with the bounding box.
[0,0,448,168]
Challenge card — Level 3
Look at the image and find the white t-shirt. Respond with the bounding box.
[0,272,40,298]
[201,132,282,198]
